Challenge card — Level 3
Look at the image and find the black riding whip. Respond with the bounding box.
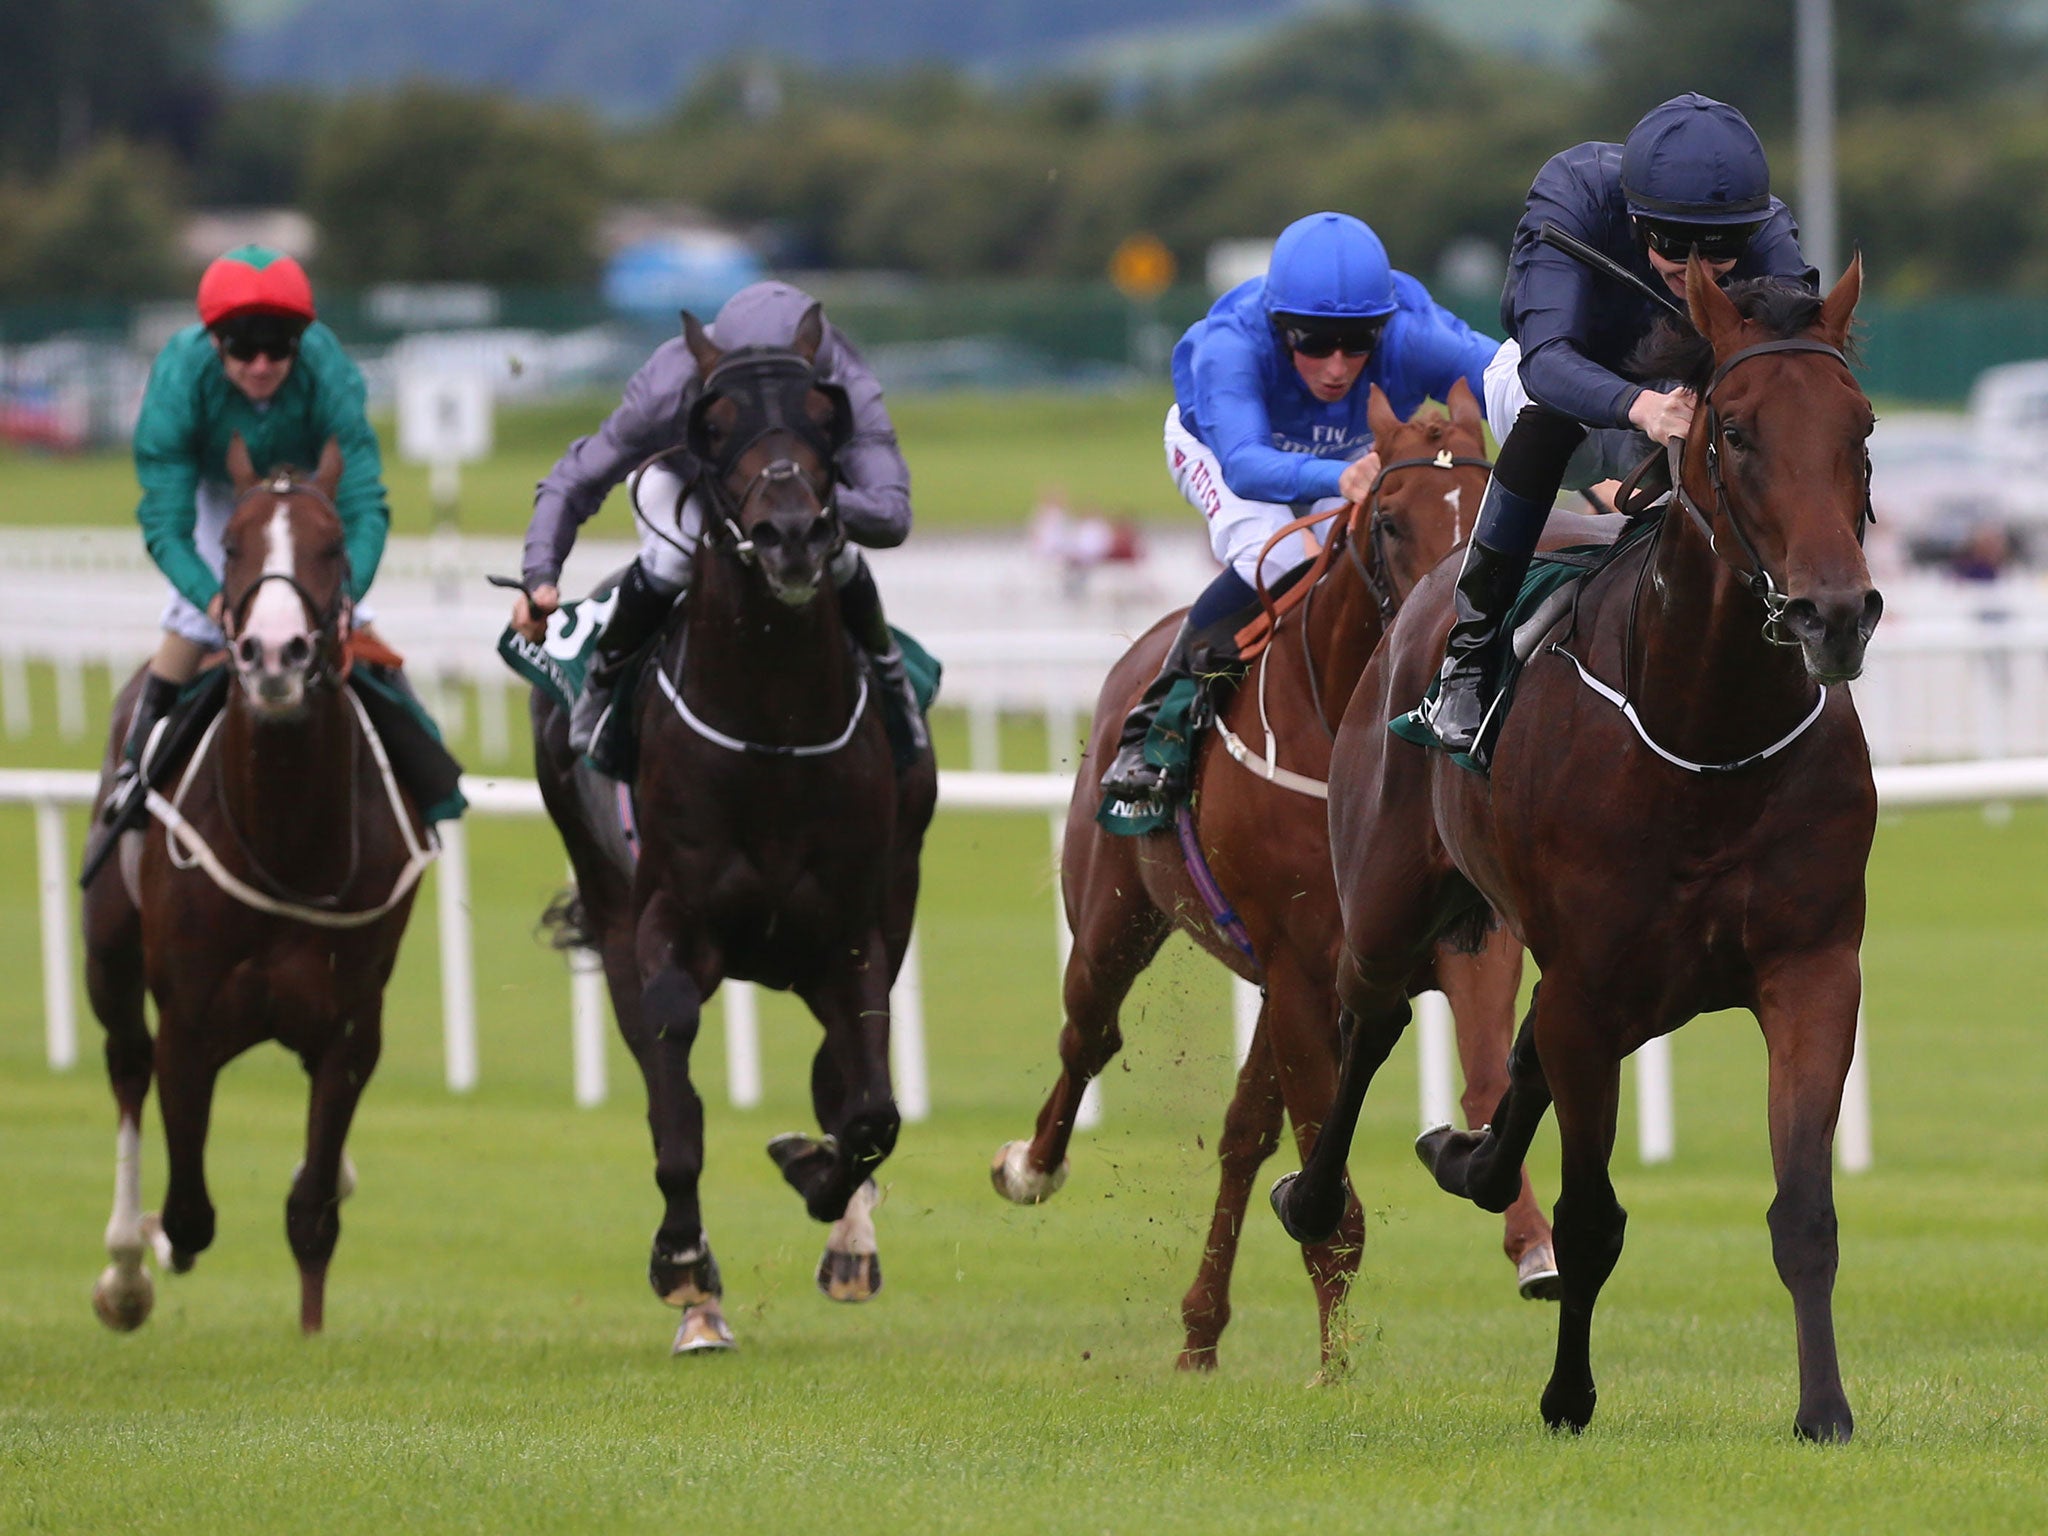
[1536,222,1687,320]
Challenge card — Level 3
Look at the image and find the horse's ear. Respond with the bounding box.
[790,302,824,365]
[681,310,721,376]
[1816,251,1863,349]
[1445,376,1482,435]
[226,433,258,494]
[314,437,344,503]
[1365,383,1399,447]
[1685,251,1741,346]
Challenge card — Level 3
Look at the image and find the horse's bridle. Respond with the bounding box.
[220,474,351,690]
[1346,447,1495,623]
[1667,336,1871,647]
[689,350,847,567]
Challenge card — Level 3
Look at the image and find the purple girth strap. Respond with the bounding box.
[1173,804,1255,960]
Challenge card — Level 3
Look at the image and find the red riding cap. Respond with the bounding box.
[196,245,317,327]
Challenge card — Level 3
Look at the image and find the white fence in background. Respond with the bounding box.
[12,756,2048,1172]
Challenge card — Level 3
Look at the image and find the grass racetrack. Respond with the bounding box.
[2,676,2046,1531]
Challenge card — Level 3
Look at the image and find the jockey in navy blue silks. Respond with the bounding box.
[1099,211,1500,798]
[1416,93,1821,756]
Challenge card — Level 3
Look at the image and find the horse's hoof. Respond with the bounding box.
[1174,1347,1219,1373]
[1269,1172,1338,1245]
[1794,1406,1854,1444]
[767,1131,837,1173]
[649,1240,723,1308]
[672,1301,736,1356]
[1541,1381,1597,1434]
[1413,1122,1455,1169]
[91,1263,154,1332]
[816,1248,882,1303]
[1516,1241,1562,1302]
[989,1140,1067,1205]
[140,1213,180,1272]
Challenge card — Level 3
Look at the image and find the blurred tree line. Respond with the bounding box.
[2,0,2045,303]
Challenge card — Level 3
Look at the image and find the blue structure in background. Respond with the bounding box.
[602,234,764,320]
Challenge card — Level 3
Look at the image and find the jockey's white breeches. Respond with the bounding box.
[1163,406,1341,589]
[1482,339,1655,490]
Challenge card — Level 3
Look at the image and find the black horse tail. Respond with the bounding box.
[538,888,597,952]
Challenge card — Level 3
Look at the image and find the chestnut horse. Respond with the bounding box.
[992,382,1555,1371]
[84,439,433,1334]
[1275,259,1879,1439]
[532,306,936,1353]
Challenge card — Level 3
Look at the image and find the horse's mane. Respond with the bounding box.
[1628,279,1854,389]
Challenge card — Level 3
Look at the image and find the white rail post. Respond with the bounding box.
[569,946,607,1108]
[35,800,77,1071]
[1232,977,1261,1069]
[477,679,511,764]
[1416,989,1456,1131]
[54,656,85,740]
[968,699,1001,771]
[1636,1034,1675,1164]
[1,650,30,738]
[435,818,478,1092]
[1838,1005,1872,1173]
[891,928,930,1124]
[724,981,762,1109]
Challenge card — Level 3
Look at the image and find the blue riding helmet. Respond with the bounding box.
[1620,93,1771,224]
[1261,212,1396,321]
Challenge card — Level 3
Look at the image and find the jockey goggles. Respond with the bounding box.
[212,315,306,363]
[1635,216,1764,264]
[1276,314,1388,360]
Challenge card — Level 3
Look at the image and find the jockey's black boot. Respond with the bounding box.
[102,671,181,825]
[1418,478,1551,757]
[1099,616,1214,800]
[570,560,678,756]
[836,553,929,763]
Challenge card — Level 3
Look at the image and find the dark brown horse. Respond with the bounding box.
[84,438,433,1334]
[992,382,1556,1371]
[533,305,936,1353]
[1275,258,1879,1439]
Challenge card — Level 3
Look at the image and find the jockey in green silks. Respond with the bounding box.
[107,244,394,819]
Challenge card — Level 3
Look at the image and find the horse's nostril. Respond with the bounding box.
[281,636,310,668]
[1861,589,1885,637]
[237,636,262,666]
[753,523,783,549]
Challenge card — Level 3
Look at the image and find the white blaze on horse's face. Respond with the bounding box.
[235,501,316,717]
[1445,485,1464,543]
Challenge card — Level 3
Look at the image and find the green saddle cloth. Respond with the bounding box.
[1391,519,1660,772]
[1095,674,1204,838]
[498,582,940,777]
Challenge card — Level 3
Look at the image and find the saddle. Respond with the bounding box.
[1391,487,1666,773]
[498,575,940,783]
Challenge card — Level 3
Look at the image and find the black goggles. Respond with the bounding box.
[1636,217,1763,264]
[213,320,304,363]
[1277,315,1387,359]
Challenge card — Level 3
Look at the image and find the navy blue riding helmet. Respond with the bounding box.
[1621,93,1772,261]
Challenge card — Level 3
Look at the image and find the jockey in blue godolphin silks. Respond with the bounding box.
[1099,210,1501,798]
[1417,93,1820,756]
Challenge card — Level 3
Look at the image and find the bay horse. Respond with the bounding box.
[992,381,1557,1371]
[1274,257,1880,1439]
[533,304,936,1353]
[84,437,434,1334]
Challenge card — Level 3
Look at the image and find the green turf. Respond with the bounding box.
[1,667,2044,1531]
[0,387,1183,539]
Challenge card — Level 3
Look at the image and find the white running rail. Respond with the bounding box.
[11,756,2047,1165]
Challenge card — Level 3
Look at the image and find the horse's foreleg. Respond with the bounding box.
[636,895,719,1311]
[788,935,899,1226]
[1758,948,1860,1444]
[86,897,156,1330]
[152,1019,220,1274]
[1536,993,1626,1435]
[1178,1020,1285,1370]
[994,875,1169,1206]
[287,1002,383,1334]
[1435,934,1556,1297]
[1270,949,1409,1246]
